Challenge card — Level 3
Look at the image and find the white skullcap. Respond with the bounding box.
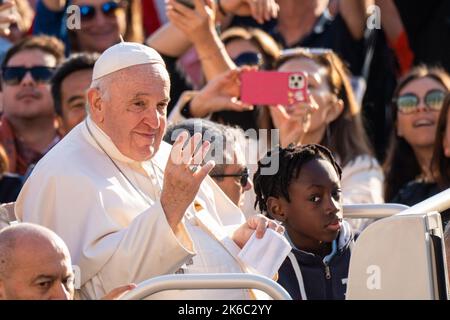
[92,41,165,81]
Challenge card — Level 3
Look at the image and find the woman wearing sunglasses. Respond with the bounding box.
[33,0,143,54]
[263,48,383,231]
[384,66,450,205]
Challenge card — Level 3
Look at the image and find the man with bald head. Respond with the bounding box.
[0,223,75,300]
[15,42,283,300]
[0,223,135,300]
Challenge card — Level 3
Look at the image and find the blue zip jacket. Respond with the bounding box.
[277,220,355,300]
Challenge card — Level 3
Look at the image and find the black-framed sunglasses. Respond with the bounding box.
[233,52,263,67]
[396,89,447,114]
[2,66,55,85]
[79,1,124,21]
[210,167,249,188]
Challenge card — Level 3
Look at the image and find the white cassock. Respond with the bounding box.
[15,116,253,300]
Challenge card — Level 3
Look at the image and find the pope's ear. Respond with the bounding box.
[266,196,286,222]
[87,88,104,123]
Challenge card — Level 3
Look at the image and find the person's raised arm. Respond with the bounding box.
[168,68,254,122]
[146,22,193,58]
[338,0,373,40]
[167,0,235,81]
[375,0,413,74]
[0,1,16,37]
[219,0,279,24]
[42,0,65,11]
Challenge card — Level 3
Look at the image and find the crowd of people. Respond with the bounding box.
[0,0,449,300]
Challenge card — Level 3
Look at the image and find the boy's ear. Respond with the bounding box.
[267,196,286,222]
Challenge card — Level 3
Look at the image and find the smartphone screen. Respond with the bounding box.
[240,70,309,106]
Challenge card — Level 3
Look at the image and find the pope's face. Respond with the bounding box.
[89,64,170,161]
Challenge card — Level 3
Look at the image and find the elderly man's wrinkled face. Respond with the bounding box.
[89,63,170,161]
[0,237,75,300]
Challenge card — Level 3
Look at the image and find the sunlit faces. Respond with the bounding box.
[396,77,447,149]
[268,158,343,250]
[58,69,92,134]
[72,0,126,53]
[277,57,343,140]
[89,63,170,161]
[2,49,57,121]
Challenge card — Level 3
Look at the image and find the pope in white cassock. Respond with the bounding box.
[15,42,284,300]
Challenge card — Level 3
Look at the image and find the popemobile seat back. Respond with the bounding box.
[346,211,449,300]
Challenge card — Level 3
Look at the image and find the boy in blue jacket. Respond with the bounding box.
[254,144,355,300]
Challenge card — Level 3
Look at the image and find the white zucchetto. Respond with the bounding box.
[92,41,165,81]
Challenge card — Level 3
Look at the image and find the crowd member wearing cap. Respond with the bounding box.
[51,53,99,136]
[0,223,136,300]
[15,41,283,300]
[0,36,65,176]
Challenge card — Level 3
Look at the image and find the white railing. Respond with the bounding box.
[397,188,450,216]
[343,203,409,219]
[120,273,292,300]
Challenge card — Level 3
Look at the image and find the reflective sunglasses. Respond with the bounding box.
[396,89,446,114]
[210,167,249,188]
[233,52,263,67]
[2,66,55,85]
[79,1,124,21]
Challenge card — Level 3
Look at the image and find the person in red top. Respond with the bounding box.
[0,35,65,175]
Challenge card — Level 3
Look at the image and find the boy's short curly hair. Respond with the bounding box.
[254,144,342,216]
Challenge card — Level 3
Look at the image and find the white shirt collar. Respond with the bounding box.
[84,116,138,165]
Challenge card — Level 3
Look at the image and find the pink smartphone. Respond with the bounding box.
[240,70,309,106]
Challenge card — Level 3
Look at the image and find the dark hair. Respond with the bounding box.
[254,144,342,216]
[261,48,374,167]
[1,35,65,69]
[220,27,281,70]
[51,53,98,116]
[383,65,450,201]
[431,93,450,189]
